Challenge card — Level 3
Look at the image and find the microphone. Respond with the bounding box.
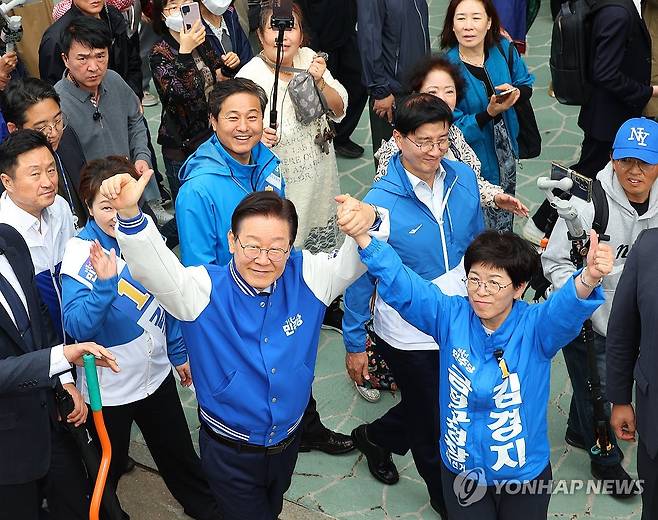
[93,109,102,122]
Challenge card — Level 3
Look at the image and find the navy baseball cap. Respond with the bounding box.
[612,117,658,164]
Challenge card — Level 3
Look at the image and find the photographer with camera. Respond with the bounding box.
[541,117,658,496]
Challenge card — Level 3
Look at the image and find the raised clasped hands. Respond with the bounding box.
[100,170,153,218]
[335,194,374,249]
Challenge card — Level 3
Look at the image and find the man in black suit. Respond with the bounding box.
[575,0,657,178]
[1,78,87,228]
[0,223,118,519]
[607,228,658,520]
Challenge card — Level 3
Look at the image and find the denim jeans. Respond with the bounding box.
[562,330,621,465]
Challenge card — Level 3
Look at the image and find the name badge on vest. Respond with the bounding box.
[265,168,282,191]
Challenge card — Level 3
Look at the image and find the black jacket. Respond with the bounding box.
[578,2,652,142]
[57,126,88,227]
[296,0,357,51]
[38,4,143,99]
[0,225,65,485]
[607,229,658,458]
[356,0,429,99]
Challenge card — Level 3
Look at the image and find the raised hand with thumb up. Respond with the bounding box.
[99,170,154,219]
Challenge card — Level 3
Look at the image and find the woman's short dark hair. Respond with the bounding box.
[231,191,298,245]
[258,2,310,47]
[79,156,138,208]
[1,78,61,128]
[0,130,53,179]
[439,0,502,50]
[61,16,112,55]
[394,93,453,135]
[404,53,466,101]
[464,230,540,288]
[208,78,268,118]
[151,0,170,36]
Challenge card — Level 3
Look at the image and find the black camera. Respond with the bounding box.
[270,0,294,30]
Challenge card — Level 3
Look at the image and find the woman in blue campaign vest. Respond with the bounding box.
[60,157,219,519]
[350,228,612,519]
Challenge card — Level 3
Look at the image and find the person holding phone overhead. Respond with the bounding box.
[150,0,246,203]
[441,0,534,231]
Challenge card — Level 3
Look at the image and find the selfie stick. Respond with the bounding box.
[269,1,294,130]
[83,354,113,520]
[537,176,613,458]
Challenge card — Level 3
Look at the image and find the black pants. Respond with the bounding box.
[326,34,368,145]
[86,373,219,520]
[368,97,395,160]
[199,426,301,520]
[562,332,621,465]
[367,336,445,508]
[0,425,90,520]
[300,391,328,439]
[531,135,613,234]
[441,462,552,520]
[638,437,658,520]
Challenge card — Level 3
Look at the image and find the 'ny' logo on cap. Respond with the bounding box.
[628,127,650,147]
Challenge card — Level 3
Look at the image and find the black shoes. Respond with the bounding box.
[321,296,344,334]
[351,424,399,485]
[334,139,364,159]
[590,461,640,499]
[299,429,355,455]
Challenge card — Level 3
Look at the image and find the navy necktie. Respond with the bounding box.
[0,271,34,349]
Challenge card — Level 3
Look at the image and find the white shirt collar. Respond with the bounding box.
[405,164,446,192]
[0,192,46,236]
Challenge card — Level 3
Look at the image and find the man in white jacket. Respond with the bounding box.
[542,117,658,496]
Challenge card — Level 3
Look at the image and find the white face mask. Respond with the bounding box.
[201,0,230,16]
[164,12,184,33]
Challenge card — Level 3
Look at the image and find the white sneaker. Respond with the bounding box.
[142,91,159,107]
[522,218,545,246]
[354,381,380,403]
[150,200,174,225]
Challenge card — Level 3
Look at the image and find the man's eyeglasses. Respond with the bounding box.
[236,236,289,262]
[33,113,67,136]
[463,277,513,295]
[405,135,451,153]
[614,157,656,175]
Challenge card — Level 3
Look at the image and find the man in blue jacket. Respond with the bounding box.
[357,0,430,158]
[343,93,484,517]
[176,78,355,455]
[99,172,383,519]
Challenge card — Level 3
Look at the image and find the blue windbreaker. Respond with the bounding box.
[176,134,283,267]
[343,154,484,352]
[359,238,604,484]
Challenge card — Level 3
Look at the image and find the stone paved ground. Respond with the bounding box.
[130,1,643,518]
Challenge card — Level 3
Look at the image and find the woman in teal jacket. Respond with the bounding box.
[441,0,534,231]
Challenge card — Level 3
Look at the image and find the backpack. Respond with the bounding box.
[550,0,631,106]
[528,179,608,300]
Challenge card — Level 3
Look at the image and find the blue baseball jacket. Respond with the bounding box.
[359,237,604,484]
[115,213,374,445]
[343,153,484,352]
[176,134,283,266]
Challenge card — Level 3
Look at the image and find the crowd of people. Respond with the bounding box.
[1,0,658,520]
